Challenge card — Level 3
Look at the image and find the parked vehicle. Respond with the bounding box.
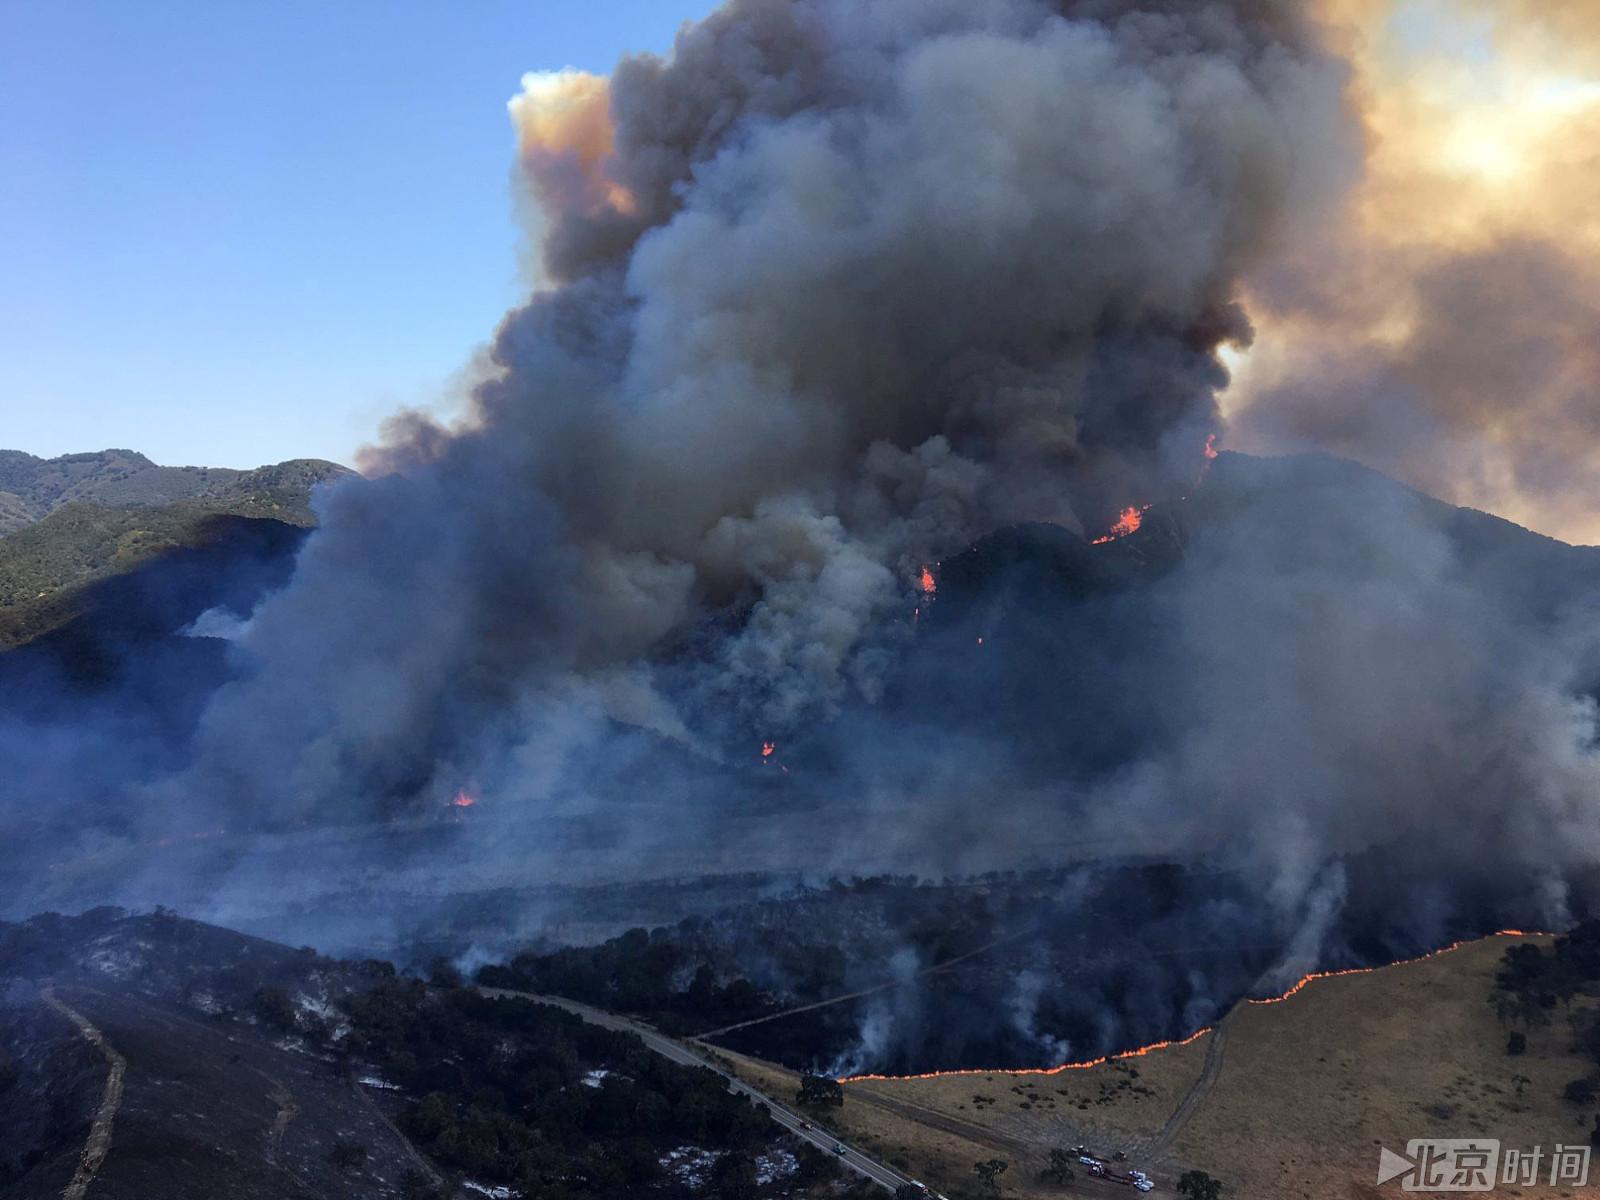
[1086,1162,1154,1190]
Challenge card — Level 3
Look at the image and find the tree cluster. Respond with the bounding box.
[1492,922,1600,1108]
[339,979,778,1200]
[476,927,780,1036]
[1176,1169,1223,1200]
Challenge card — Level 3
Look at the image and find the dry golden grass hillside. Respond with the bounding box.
[717,933,1600,1200]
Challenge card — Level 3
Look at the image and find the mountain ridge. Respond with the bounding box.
[0,448,352,536]
[0,449,352,650]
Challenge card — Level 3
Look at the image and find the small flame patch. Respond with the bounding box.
[1091,505,1148,545]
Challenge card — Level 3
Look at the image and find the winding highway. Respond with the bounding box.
[478,987,916,1193]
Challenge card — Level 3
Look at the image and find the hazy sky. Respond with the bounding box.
[1,0,715,469]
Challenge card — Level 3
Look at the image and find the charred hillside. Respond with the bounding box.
[6,449,1600,1080]
[0,909,846,1200]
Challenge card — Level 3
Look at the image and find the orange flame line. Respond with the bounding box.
[1243,929,1544,1006]
[840,1026,1212,1083]
[836,930,1549,1083]
[1091,505,1149,545]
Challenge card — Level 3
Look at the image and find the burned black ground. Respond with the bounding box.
[0,909,858,1200]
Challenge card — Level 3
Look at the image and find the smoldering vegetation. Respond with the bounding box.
[0,909,820,1200]
[10,448,1600,1077]
[4,0,1600,1076]
[0,516,308,888]
[478,866,1289,1076]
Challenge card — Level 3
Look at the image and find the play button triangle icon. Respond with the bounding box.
[1376,1146,1416,1186]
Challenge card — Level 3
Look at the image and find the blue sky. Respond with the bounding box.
[0,0,715,468]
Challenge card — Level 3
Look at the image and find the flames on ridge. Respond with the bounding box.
[834,930,1546,1083]
[1092,505,1150,545]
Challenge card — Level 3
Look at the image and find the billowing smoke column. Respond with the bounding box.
[1228,0,1600,544]
[182,0,1355,822]
[11,0,1600,1073]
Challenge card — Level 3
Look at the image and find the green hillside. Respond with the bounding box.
[0,449,350,534]
[0,451,351,649]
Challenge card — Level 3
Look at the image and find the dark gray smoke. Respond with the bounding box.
[6,0,1600,1072]
[182,0,1355,815]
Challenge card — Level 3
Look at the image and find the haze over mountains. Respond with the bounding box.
[6,444,1600,1078]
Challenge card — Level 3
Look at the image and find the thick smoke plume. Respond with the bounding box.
[1230,0,1600,544]
[6,0,1600,1073]
[183,0,1353,819]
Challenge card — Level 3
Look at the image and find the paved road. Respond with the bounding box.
[479,988,916,1193]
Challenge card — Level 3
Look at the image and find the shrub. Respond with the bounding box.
[1177,1169,1224,1200]
[1041,1148,1076,1185]
[797,1073,844,1107]
[329,1139,368,1171]
[1565,1078,1600,1105]
[250,985,298,1033]
[974,1159,1008,1192]
[428,958,464,989]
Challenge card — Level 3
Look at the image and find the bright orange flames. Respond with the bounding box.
[450,791,477,808]
[1091,505,1148,545]
[1191,432,1222,487]
[840,1026,1212,1083]
[919,566,936,595]
[1244,929,1540,1005]
[762,742,776,758]
[836,930,1548,1084]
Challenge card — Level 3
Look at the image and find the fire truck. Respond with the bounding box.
[1077,1152,1154,1192]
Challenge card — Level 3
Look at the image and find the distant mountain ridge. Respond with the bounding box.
[0,448,351,535]
[0,449,352,649]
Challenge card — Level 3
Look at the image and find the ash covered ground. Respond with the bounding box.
[0,908,847,1200]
